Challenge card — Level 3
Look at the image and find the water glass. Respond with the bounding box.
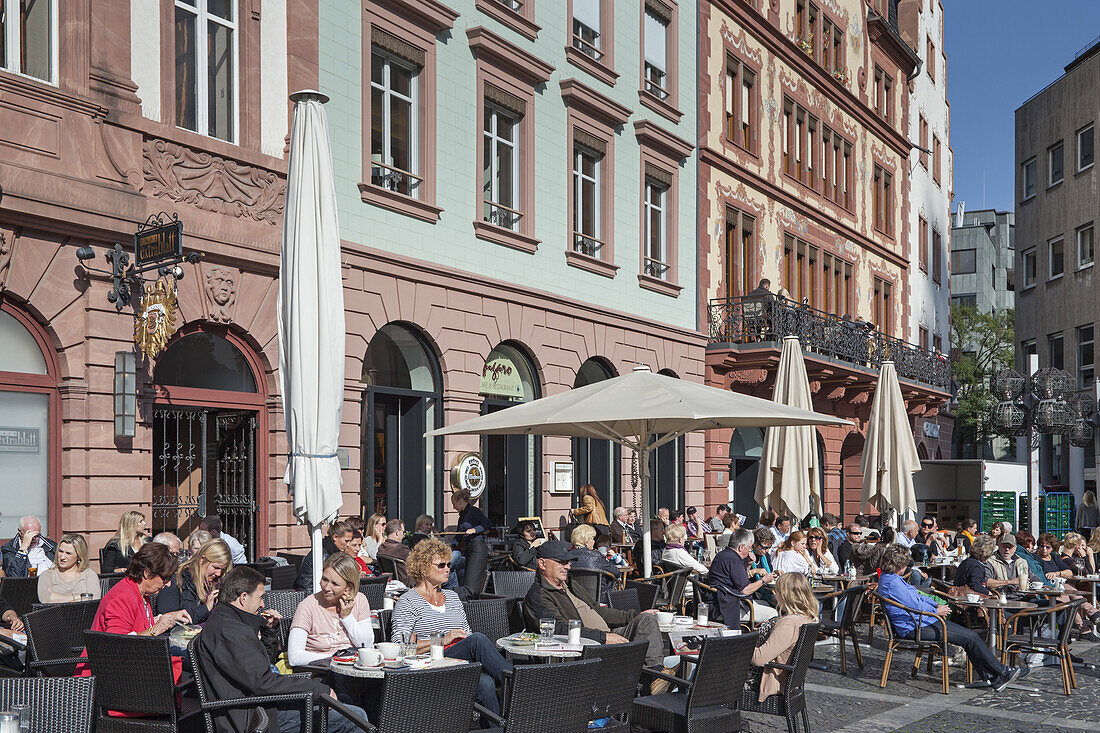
[79,593,94,601]
[696,602,708,626]
[539,617,555,644]
[568,619,582,645]
[430,632,445,661]
[9,705,27,733]
[400,631,418,659]
[0,712,18,733]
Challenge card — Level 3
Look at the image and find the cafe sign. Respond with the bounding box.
[0,427,40,453]
[450,452,487,500]
[134,277,179,358]
[134,219,183,267]
[479,357,524,399]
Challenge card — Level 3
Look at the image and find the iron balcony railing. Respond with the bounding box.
[708,295,951,390]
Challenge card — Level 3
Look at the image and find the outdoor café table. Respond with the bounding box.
[922,561,958,583]
[1072,575,1100,606]
[952,597,1038,690]
[329,655,467,680]
[818,574,873,589]
[496,633,597,661]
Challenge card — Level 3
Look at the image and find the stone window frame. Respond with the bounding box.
[358,0,458,223]
[1048,139,1065,187]
[634,119,691,297]
[0,0,59,85]
[1020,156,1037,202]
[467,26,553,254]
[474,0,540,41]
[872,162,895,240]
[565,0,618,87]
[638,0,681,123]
[724,50,759,157]
[561,78,630,278]
[1077,123,1094,173]
[1048,235,1065,281]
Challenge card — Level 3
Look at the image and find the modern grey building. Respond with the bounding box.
[1015,39,1099,495]
[949,208,1015,315]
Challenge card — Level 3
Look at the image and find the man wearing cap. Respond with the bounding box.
[523,540,665,670]
[986,534,1032,591]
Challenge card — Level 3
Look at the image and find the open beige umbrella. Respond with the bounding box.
[426,365,849,576]
[755,336,821,521]
[860,360,921,516]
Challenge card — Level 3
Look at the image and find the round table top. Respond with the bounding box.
[330,656,466,679]
[496,634,597,658]
[953,597,1037,610]
[819,574,874,583]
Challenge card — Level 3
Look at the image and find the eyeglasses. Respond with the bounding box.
[847,530,860,535]
[808,537,821,541]
[920,523,934,528]
[434,562,451,569]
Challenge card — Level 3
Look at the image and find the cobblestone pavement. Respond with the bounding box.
[735,626,1100,733]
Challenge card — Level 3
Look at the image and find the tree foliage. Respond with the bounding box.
[949,305,1015,445]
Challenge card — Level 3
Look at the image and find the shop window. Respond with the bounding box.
[572,358,620,512]
[0,0,55,83]
[175,0,237,142]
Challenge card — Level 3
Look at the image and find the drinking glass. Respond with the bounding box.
[568,619,582,645]
[79,593,94,601]
[9,704,27,733]
[400,631,418,659]
[696,602,708,626]
[539,617,555,644]
[430,632,445,661]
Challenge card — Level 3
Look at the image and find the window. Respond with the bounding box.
[952,249,976,274]
[0,0,54,82]
[643,5,668,100]
[572,0,602,60]
[782,101,792,175]
[821,18,844,76]
[725,207,755,298]
[951,294,976,309]
[821,252,852,316]
[932,229,942,283]
[1079,124,1095,171]
[873,165,893,236]
[1049,332,1064,371]
[725,55,756,151]
[1022,247,1036,287]
[918,216,928,271]
[919,116,929,168]
[1022,158,1036,200]
[483,101,520,231]
[1049,141,1064,185]
[873,277,893,335]
[919,327,929,351]
[932,135,941,184]
[1078,325,1094,388]
[932,334,942,353]
[784,97,850,204]
[643,175,668,279]
[175,0,236,141]
[795,109,806,184]
[573,142,603,257]
[782,235,819,307]
[1049,237,1064,279]
[873,66,887,121]
[926,37,935,80]
[370,48,421,198]
[1022,339,1036,358]
[1079,223,1095,268]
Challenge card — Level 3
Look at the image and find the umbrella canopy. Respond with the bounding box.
[427,365,849,575]
[860,361,921,516]
[755,336,821,521]
[279,90,345,589]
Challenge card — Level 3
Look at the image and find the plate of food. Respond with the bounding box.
[332,653,358,665]
[170,624,202,644]
[508,632,540,646]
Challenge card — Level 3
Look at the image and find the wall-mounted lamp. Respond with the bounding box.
[114,351,136,439]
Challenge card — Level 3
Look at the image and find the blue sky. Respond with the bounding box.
[945,1,1100,213]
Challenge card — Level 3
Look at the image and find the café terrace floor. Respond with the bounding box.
[739,629,1100,733]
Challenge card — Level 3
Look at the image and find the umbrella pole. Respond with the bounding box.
[640,428,653,578]
[311,524,323,593]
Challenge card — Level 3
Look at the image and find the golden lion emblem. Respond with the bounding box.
[134,278,178,358]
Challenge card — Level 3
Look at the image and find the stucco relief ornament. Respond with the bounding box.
[205,266,237,323]
[135,278,178,359]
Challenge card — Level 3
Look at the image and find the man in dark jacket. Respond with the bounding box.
[1,516,56,578]
[522,540,664,668]
[295,521,353,591]
[375,519,410,585]
[195,566,368,733]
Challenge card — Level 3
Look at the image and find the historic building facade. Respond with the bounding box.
[698,0,950,523]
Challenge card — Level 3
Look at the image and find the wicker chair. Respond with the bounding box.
[579,640,648,732]
[187,637,320,733]
[741,622,821,733]
[265,590,308,649]
[0,676,95,733]
[474,659,600,733]
[331,663,482,733]
[269,564,299,591]
[98,574,125,598]
[23,601,100,676]
[1000,597,1084,695]
[83,630,196,732]
[277,552,306,572]
[872,591,955,695]
[568,567,617,604]
[635,566,692,614]
[623,579,659,611]
[464,598,513,643]
[359,582,385,611]
[818,584,868,674]
[376,609,392,643]
[491,571,536,599]
[0,577,39,617]
[633,632,758,733]
[607,588,640,613]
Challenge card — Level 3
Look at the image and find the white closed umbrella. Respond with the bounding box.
[427,365,849,576]
[755,336,820,522]
[860,361,921,518]
[279,90,345,591]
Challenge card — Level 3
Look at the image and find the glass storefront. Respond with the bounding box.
[572,358,620,512]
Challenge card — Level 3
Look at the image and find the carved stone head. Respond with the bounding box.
[205,266,237,322]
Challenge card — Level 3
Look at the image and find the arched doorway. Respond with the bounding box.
[572,358,620,514]
[361,323,442,525]
[0,301,59,539]
[153,325,267,558]
[840,432,865,522]
[479,342,541,528]
[917,442,929,460]
[729,427,763,527]
[648,368,686,514]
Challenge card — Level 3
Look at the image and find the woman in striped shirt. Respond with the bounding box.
[392,538,511,716]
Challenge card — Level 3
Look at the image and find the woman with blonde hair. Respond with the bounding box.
[186,528,212,557]
[1059,532,1095,577]
[288,553,373,666]
[156,539,232,623]
[1088,527,1100,556]
[745,572,819,701]
[660,522,708,574]
[37,534,100,603]
[362,513,386,560]
[101,510,148,572]
[571,484,610,536]
[805,527,840,575]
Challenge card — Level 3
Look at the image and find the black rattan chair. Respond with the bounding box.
[269,564,299,591]
[377,609,392,642]
[634,632,758,733]
[475,659,600,733]
[624,579,658,611]
[1001,597,1084,695]
[278,552,306,572]
[0,676,95,733]
[359,582,385,611]
[23,601,99,676]
[84,630,196,732]
[607,588,640,613]
[741,622,821,733]
[464,598,512,643]
[568,567,617,604]
[637,566,692,613]
[265,590,307,649]
[872,591,954,695]
[491,571,536,599]
[98,573,124,597]
[341,663,482,733]
[819,584,868,674]
[580,640,648,732]
[0,577,38,617]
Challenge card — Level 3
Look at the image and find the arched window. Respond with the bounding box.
[573,358,619,513]
[363,323,440,392]
[154,331,258,393]
[0,303,58,540]
[729,427,764,527]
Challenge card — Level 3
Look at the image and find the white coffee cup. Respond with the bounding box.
[965,593,980,603]
[357,647,382,667]
[656,611,674,626]
[375,642,401,661]
[1030,581,1043,590]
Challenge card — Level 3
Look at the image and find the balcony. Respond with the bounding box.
[707,296,951,391]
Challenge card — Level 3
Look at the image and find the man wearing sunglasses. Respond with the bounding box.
[835,524,863,570]
[915,516,948,557]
